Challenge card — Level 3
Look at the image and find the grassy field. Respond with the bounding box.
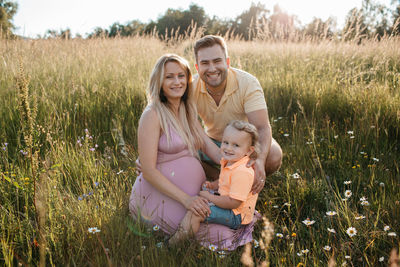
[1,35,399,266]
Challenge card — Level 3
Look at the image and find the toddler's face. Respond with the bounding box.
[220,125,254,165]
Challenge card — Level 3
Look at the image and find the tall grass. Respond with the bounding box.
[0,35,399,266]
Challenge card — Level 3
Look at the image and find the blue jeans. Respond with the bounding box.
[204,205,242,230]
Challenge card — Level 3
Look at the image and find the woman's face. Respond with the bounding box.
[162,61,187,102]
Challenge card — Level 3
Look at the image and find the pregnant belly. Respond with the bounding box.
[129,156,206,234]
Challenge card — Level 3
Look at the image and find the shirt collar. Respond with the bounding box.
[220,155,250,170]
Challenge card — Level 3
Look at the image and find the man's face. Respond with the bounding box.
[195,44,230,90]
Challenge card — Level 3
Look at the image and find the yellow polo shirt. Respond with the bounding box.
[218,156,258,225]
[193,67,267,141]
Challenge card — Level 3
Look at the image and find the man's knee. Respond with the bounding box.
[265,140,282,175]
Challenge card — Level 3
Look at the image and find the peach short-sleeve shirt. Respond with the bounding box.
[193,68,267,141]
[218,156,258,225]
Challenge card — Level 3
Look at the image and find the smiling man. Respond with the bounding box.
[193,35,282,194]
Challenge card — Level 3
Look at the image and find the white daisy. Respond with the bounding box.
[359,197,367,201]
[347,131,354,135]
[388,232,397,237]
[253,240,259,248]
[326,211,337,216]
[384,225,390,231]
[327,228,336,234]
[208,244,217,251]
[355,215,366,220]
[361,200,370,206]
[379,256,384,262]
[344,180,352,185]
[153,225,160,231]
[345,255,351,259]
[346,227,357,237]
[88,227,101,234]
[301,249,309,254]
[276,233,284,238]
[344,190,352,198]
[302,218,316,226]
[372,157,379,162]
[323,245,331,251]
[292,173,300,179]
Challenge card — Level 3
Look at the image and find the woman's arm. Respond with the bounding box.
[196,120,221,164]
[139,108,210,217]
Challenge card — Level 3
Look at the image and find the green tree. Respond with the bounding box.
[303,17,336,40]
[232,2,270,40]
[0,0,18,38]
[155,4,207,39]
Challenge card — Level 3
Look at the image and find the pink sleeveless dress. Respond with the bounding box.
[129,128,259,250]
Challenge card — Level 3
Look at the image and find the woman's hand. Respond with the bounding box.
[184,196,210,219]
[135,158,142,175]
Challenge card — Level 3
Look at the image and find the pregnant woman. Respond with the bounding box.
[129,54,258,250]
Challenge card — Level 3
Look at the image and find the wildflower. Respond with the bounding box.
[117,170,124,175]
[301,249,309,254]
[344,181,352,185]
[384,225,390,231]
[273,205,279,208]
[292,173,300,179]
[85,128,89,133]
[355,215,365,220]
[350,136,355,139]
[208,244,217,251]
[20,150,28,156]
[327,228,336,234]
[347,131,354,135]
[253,240,259,248]
[78,196,83,201]
[218,251,226,258]
[283,202,291,207]
[360,151,365,155]
[344,190,352,198]
[334,135,338,139]
[359,196,367,201]
[94,182,99,187]
[388,232,397,237]
[278,116,283,120]
[306,141,313,145]
[156,242,163,248]
[345,255,351,259]
[291,233,297,237]
[342,198,348,201]
[276,233,283,238]
[379,256,384,262]
[361,200,370,206]
[379,182,385,187]
[141,245,146,250]
[346,227,357,237]
[283,133,289,137]
[372,157,379,162]
[297,252,303,256]
[89,148,95,151]
[302,218,315,226]
[323,245,331,251]
[88,227,100,234]
[153,225,160,231]
[326,211,337,216]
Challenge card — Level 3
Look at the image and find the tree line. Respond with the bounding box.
[1,0,400,40]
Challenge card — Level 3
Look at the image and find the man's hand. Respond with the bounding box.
[247,158,266,194]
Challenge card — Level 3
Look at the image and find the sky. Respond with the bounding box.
[13,0,394,38]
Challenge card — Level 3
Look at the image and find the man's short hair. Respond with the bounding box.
[194,35,228,62]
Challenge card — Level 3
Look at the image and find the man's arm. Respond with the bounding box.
[246,109,272,193]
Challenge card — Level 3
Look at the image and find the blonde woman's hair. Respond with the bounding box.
[146,54,204,156]
[227,120,260,160]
